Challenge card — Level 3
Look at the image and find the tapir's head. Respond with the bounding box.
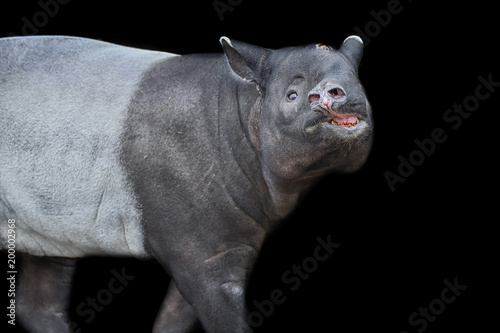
[220,36,373,181]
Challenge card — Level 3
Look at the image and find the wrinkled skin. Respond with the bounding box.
[0,35,372,332]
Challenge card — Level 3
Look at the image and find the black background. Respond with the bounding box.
[2,0,498,332]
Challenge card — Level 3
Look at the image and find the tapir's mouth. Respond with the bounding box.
[328,111,360,129]
[310,102,363,130]
[305,104,368,135]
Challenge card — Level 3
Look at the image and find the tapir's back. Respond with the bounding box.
[0,36,176,258]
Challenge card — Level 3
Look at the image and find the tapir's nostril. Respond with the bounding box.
[328,87,345,99]
[308,93,320,104]
[308,85,346,107]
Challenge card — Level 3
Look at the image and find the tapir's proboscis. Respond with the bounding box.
[0,35,372,332]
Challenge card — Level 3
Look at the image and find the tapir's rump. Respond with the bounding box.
[0,36,176,258]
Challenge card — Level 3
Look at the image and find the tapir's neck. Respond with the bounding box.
[216,79,318,230]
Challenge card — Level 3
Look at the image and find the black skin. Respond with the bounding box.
[123,37,372,332]
[17,253,77,333]
[16,37,372,332]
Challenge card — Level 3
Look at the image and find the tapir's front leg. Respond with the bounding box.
[151,232,264,333]
[183,244,259,333]
[153,281,201,333]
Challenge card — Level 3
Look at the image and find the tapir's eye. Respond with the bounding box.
[287,91,298,102]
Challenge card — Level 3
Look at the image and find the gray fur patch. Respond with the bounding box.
[0,36,177,258]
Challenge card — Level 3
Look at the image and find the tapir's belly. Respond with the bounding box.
[0,36,176,258]
[0,194,147,258]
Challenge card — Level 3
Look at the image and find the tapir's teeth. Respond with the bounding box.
[329,118,359,128]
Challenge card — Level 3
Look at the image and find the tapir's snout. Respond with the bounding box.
[306,79,368,130]
[308,81,347,111]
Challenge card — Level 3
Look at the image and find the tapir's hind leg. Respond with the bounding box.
[153,281,202,333]
[17,253,77,333]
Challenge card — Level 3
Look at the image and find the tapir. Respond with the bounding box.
[0,35,372,332]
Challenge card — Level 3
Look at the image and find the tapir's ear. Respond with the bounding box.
[339,35,364,69]
[220,36,270,85]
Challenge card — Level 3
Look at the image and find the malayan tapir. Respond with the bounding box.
[0,35,372,332]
